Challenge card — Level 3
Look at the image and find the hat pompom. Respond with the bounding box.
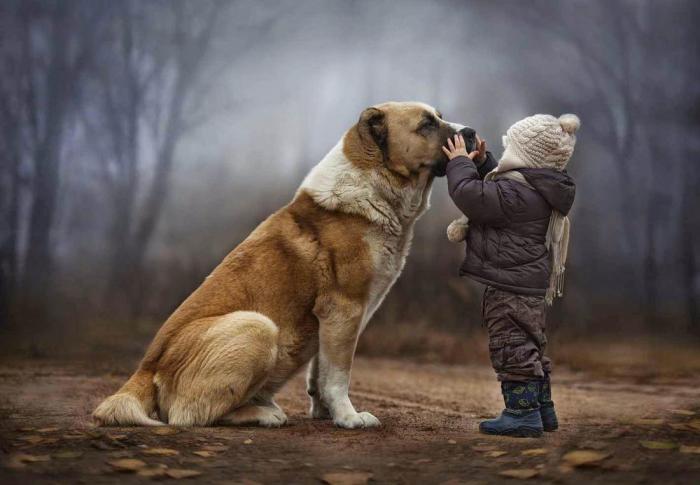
[558,114,580,135]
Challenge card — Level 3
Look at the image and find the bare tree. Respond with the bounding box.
[83,0,230,315]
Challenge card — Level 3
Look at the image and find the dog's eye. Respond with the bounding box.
[417,117,437,135]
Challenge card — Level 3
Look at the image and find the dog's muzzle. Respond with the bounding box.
[431,126,477,177]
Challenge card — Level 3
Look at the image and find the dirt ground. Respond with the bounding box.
[1,356,700,484]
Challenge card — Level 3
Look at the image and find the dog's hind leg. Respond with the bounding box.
[218,392,287,427]
[162,311,279,427]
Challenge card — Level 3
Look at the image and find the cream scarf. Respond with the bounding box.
[484,146,571,306]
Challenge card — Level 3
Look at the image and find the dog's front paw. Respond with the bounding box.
[446,217,469,243]
[334,411,381,429]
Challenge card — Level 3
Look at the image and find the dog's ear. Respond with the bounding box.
[358,107,388,159]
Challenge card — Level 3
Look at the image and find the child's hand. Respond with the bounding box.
[442,134,486,161]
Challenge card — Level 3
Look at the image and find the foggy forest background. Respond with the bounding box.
[1,0,699,363]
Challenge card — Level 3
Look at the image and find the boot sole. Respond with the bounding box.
[479,426,543,438]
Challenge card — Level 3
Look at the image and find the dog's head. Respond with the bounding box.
[351,101,475,179]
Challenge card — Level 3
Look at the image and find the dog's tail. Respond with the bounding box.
[93,368,164,426]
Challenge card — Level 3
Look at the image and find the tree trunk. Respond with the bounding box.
[21,8,72,318]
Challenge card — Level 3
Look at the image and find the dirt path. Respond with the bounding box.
[1,357,700,484]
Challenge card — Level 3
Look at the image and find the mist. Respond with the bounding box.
[1,0,699,356]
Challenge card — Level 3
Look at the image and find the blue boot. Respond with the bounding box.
[539,374,559,432]
[479,381,543,438]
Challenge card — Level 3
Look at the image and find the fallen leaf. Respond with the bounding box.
[521,448,547,456]
[62,433,86,440]
[142,447,180,456]
[680,445,700,454]
[3,454,49,470]
[639,440,677,450]
[498,468,539,479]
[85,429,105,439]
[137,467,169,478]
[107,451,134,459]
[36,427,60,433]
[485,451,508,458]
[243,438,253,445]
[471,445,498,452]
[151,427,180,435]
[670,409,696,416]
[53,451,84,459]
[108,458,147,472]
[18,435,45,445]
[269,458,287,464]
[688,419,700,431]
[166,469,203,479]
[562,450,611,467]
[322,471,373,485]
[557,464,574,474]
[413,458,432,464]
[201,445,229,452]
[448,439,457,444]
[193,450,216,458]
[17,427,35,432]
[633,418,665,426]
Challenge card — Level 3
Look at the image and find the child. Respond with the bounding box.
[441,114,579,437]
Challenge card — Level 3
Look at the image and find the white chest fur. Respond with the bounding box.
[298,137,433,334]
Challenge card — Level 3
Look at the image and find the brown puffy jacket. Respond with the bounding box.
[446,153,575,295]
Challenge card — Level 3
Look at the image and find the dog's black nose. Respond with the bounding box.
[459,127,475,138]
[459,127,477,152]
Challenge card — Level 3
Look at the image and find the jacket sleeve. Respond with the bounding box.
[476,151,497,179]
[446,155,508,225]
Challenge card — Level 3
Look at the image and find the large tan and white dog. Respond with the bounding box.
[94,101,473,429]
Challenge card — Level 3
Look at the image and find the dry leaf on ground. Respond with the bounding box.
[680,445,700,454]
[108,458,147,472]
[151,427,181,435]
[639,441,677,450]
[562,450,611,467]
[202,445,229,452]
[633,418,665,426]
[687,420,700,431]
[62,433,86,439]
[498,468,539,479]
[471,445,498,452]
[4,453,51,469]
[166,469,203,479]
[485,451,508,458]
[670,409,696,416]
[17,435,46,445]
[243,438,253,445]
[36,427,60,433]
[142,447,180,456]
[137,467,169,478]
[53,451,84,459]
[322,471,373,485]
[193,450,217,458]
[521,448,547,456]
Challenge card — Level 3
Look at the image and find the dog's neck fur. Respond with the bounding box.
[297,135,433,237]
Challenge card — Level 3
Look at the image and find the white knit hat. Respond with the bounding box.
[501,113,580,171]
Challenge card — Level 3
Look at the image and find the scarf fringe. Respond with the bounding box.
[544,211,570,306]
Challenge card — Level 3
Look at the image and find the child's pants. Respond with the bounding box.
[482,286,551,382]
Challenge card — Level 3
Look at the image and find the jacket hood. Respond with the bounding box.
[519,168,576,215]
